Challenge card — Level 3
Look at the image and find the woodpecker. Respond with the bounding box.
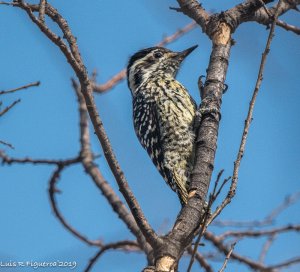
[127,45,198,205]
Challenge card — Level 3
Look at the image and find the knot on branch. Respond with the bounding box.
[154,237,181,265]
[206,13,232,45]
[155,256,176,272]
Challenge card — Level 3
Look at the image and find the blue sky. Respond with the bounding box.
[1,0,299,271]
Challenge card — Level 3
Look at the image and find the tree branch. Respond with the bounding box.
[259,234,277,264]
[219,224,300,240]
[176,0,209,32]
[212,191,300,227]
[0,140,14,149]
[0,81,40,95]
[243,0,300,33]
[0,151,80,166]
[48,165,103,247]
[0,99,21,116]
[187,247,213,272]
[84,240,140,272]
[10,0,159,248]
[218,241,236,272]
[38,0,46,22]
[71,78,153,262]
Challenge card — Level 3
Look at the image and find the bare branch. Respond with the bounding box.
[205,231,269,271]
[0,140,14,149]
[265,191,300,222]
[84,240,140,272]
[219,224,300,240]
[259,234,277,264]
[206,231,300,271]
[71,78,153,262]
[219,241,237,272]
[268,256,300,270]
[0,99,21,116]
[0,1,14,5]
[0,81,40,95]
[276,19,300,35]
[213,191,300,227]
[0,150,80,166]
[38,0,46,22]
[10,0,159,248]
[187,170,231,271]
[187,247,213,272]
[48,165,102,247]
[244,0,300,34]
[176,0,209,32]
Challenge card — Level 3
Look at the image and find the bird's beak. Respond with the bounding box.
[171,45,198,61]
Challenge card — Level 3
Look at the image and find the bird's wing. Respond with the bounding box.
[133,94,176,191]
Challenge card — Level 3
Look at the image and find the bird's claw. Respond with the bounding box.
[195,97,221,129]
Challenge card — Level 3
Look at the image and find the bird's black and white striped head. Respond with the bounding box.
[127,45,198,96]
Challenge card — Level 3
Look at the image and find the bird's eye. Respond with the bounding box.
[154,51,163,58]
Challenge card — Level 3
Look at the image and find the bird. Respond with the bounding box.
[127,45,198,205]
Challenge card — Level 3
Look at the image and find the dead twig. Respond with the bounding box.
[0,151,81,166]
[0,81,40,95]
[38,0,46,22]
[187,170,230,272]
[218,241,237,272]
[48,165,103,247]
[213,191,300,228]
[0,99,21,116]
[84,240,141,272]
[259,234,277,264]
[0,140,14,149]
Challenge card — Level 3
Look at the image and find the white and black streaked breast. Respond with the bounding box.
[132,91,174,187]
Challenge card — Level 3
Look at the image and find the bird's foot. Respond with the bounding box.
[195,96,221,129]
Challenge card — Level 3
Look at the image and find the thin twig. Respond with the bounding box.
[48,165,103,247]
[187,170,228,272]
[219,224,300,240]
[84,240,140,272]
[265,191,300,222]
[213,191,300,227]
[205,231,269,271]
[218,241,237,272]
[257,0,273,17]
[259,234,277,264]
[0,1,14,5]
[0,81,40,95]
[268,256,300,270]
[276,19,300,35]
[0,151,81,166]
[187,247,213,272]
[0,99,21,116]
[38,0,46,23]
[0,140,14,149]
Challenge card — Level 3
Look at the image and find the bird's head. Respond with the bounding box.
[127,45,198,96]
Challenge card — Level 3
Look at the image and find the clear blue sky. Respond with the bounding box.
[1,0,299,271]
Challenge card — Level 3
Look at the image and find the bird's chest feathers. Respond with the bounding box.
[155,79,195,123]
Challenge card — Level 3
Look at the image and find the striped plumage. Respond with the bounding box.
[127,46,198,205]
